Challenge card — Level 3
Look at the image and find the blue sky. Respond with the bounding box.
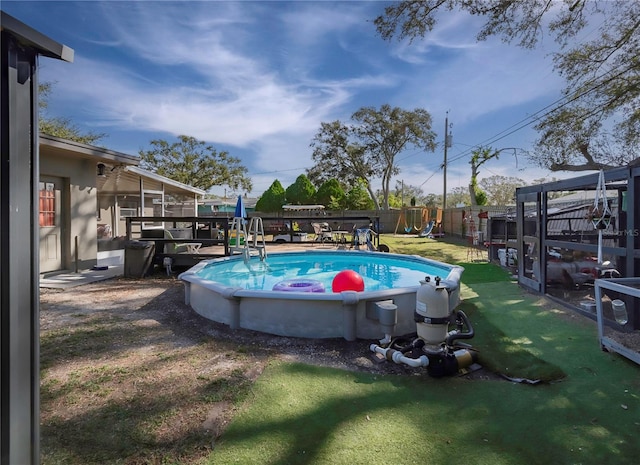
[4,0,574,198]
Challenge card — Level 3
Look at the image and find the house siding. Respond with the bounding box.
[40,150,98,271]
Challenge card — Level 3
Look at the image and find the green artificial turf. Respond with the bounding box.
[454,262,512,284]
[210,356,639,465]
[208,236,640,464]
[460,300,566,382]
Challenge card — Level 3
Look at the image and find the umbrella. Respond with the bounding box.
[234,195,247,220]
[230,195,247,249]
[592,169,612,264]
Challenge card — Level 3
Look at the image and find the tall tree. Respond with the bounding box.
[39,82,106,145]
[374,1,640,171]
[469,147,499,206]
[479,175,527,206]
[285,174,316,205]
[308,120,376,206]
[139,135,251,192]
[309,104,436,210]
[353,105,437,209]
[255,180,286,212]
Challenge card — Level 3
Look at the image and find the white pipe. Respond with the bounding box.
[379,334,392,345]
[392,351,429,368]
[369,344,429,368]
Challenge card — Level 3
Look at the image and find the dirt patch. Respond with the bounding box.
[39,275,495,464]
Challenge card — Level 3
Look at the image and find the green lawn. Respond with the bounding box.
[207,235,640,465]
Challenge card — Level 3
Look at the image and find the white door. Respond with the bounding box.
[39,178,63,273]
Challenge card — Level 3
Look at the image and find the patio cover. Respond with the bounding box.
[99,165,206,197]
[283,204,326,211]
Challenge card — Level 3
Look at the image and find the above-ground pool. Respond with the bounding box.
[180,250,464,341]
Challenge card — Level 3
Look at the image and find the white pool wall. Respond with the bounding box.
[180,251,463,341]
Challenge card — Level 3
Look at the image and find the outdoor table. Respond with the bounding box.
[331,231,351,245]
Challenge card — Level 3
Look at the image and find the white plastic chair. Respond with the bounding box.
[311,222,333,243]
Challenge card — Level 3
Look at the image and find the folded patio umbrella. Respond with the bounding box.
[234,195,247,219]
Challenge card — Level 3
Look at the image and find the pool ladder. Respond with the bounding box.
[230,216,267,261]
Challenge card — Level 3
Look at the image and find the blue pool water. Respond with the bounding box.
[195,251,453,291]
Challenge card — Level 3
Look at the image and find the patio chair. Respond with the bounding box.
[354,228,376,251]
[311,222,333,243]
[164,229,201,254]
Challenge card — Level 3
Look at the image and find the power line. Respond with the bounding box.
[445,62,636,166]
[418,170,440,188]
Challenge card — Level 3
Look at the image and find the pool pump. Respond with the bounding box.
[370,275,476,377]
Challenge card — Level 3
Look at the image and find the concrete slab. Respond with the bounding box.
[40,264,123,289]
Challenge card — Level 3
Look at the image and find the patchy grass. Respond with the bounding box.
[39,282,265,465]
[41,335,260,465]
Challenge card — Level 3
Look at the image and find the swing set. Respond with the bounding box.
[394,207,442,236]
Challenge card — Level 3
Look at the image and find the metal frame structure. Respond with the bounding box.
[1,12,73,464]
[594,277,640,365]
[515,165,640,329]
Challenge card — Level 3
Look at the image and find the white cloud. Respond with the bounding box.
[43,2,396,153]
[31,0,575,197]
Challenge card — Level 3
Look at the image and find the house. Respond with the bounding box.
[39,134,205,274]
[199,196,258,215]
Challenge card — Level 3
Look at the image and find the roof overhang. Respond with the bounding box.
[126,166,205,196]
[39,133,139,165]
[97,165,205,197]
[38,135,203,198]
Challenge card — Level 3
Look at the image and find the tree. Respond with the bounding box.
[345,179,375,210]
[39,82,106,145]
[532,177,565,200]
[353,105,437,209]
[374,1,640,171]
[139,135,251,192]
[308,120,377,207]
[315,179,346,210]
[377,189,401,209]
[469,147,499,206]
[447,186,471,208]
[379,181,425,208]
[309,104,437,210]
[285,174,316,205]
[255,180,286,212]
[395,180,426,206]
[479,175,527,206]
[423,193,441,208]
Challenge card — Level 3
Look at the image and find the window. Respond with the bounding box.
[119,208,138,218]
[39,182,55,227]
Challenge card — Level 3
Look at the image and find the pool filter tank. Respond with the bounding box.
[415,276,451,344]
[369,274,476,377]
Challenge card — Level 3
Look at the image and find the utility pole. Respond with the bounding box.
[443,113,452,209]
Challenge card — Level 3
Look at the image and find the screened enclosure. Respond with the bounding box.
[516,165,640,363]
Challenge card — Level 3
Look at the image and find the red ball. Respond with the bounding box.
[332,270,365,292]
